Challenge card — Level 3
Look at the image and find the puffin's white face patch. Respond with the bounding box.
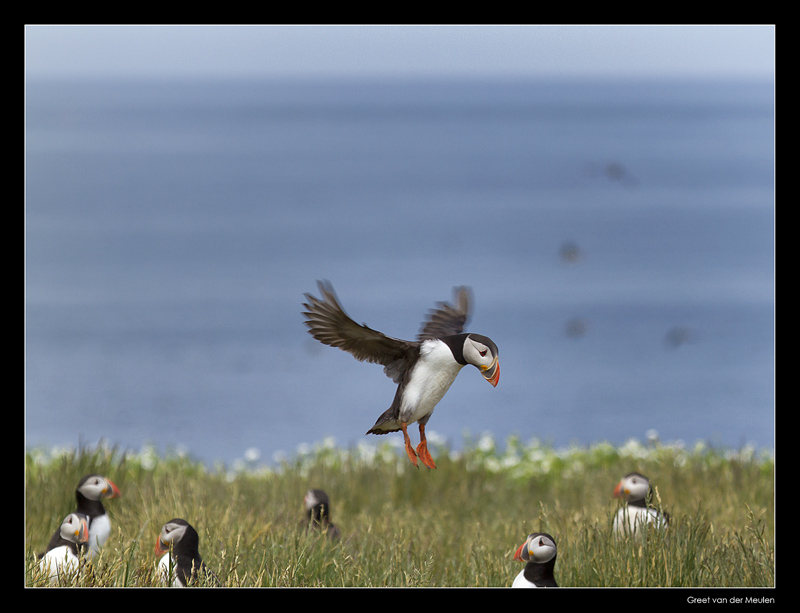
[59,513,89,544]
[159,522,189,546]
[528,534,557,563]
[463,338,493,365]
[618,474,651,501]
[77,475,119,501]
[462,337,499,388]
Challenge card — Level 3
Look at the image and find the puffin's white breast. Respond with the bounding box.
[158,552,184,587]
[88,514,111,559]
[613,505,666,536]
[40,546,80,583]
[399,340,464,424]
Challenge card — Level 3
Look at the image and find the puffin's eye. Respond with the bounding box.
[479,350,487,357]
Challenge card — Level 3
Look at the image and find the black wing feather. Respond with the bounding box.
[417,285,472,341]
[303,280,419,382]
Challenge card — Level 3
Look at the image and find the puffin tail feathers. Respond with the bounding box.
[366,408,400,435]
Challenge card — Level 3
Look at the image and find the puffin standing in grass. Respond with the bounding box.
[156,518,219,587]
[43,474,120,562]
[39,513,90,583]
[302,489,341,540]
[512,532,559,587]
[302,281,500,469]
[612,472,669,536]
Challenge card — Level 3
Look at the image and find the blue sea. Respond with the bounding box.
[24,77,775,466]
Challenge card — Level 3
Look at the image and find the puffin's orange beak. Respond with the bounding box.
[613,481,625,498]
[156,535,169,556]
[481,357,500,387]
[514,540,530,562]
[104,479,121,499]
[76,518,89,543]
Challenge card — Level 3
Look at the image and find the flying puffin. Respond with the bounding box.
[302,489,341,540]
[43,474,120,562]
[302,281,500,469]
[156,518,219,587]
[38,513,90,583]
[612,472,669,537]
[512,532,559,587]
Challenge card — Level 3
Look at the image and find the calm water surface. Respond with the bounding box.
[25,77,775,465]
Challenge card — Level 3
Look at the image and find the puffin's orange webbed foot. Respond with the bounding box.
[401,422,419,468]
[416,423,437,469]
[416,440,437,469]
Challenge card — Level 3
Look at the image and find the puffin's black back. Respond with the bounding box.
[304,490,341,540]
[44,532,83,557]
[306,489,330,523]
[168,519,203,586]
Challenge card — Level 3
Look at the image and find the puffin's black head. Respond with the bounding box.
[59,513,90,546]
[462,333,500,387]
[304,489,332,523]
[613,472,653,504]
[76,474,120,503]
[155,518,200,556]
[514,532,557,565]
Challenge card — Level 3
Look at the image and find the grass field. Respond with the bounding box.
[25,435,774,589]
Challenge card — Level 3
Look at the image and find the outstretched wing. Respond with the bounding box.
[417,286,472,341]
[303,280,418,382]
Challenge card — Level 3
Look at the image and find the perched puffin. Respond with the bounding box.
[512,532,559,587]
[612,472,669,536]
[38,513,90,583]
[303,281,500,469]
[156,518,219,587]
[44,474,120,561]
[302,489,341,540]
